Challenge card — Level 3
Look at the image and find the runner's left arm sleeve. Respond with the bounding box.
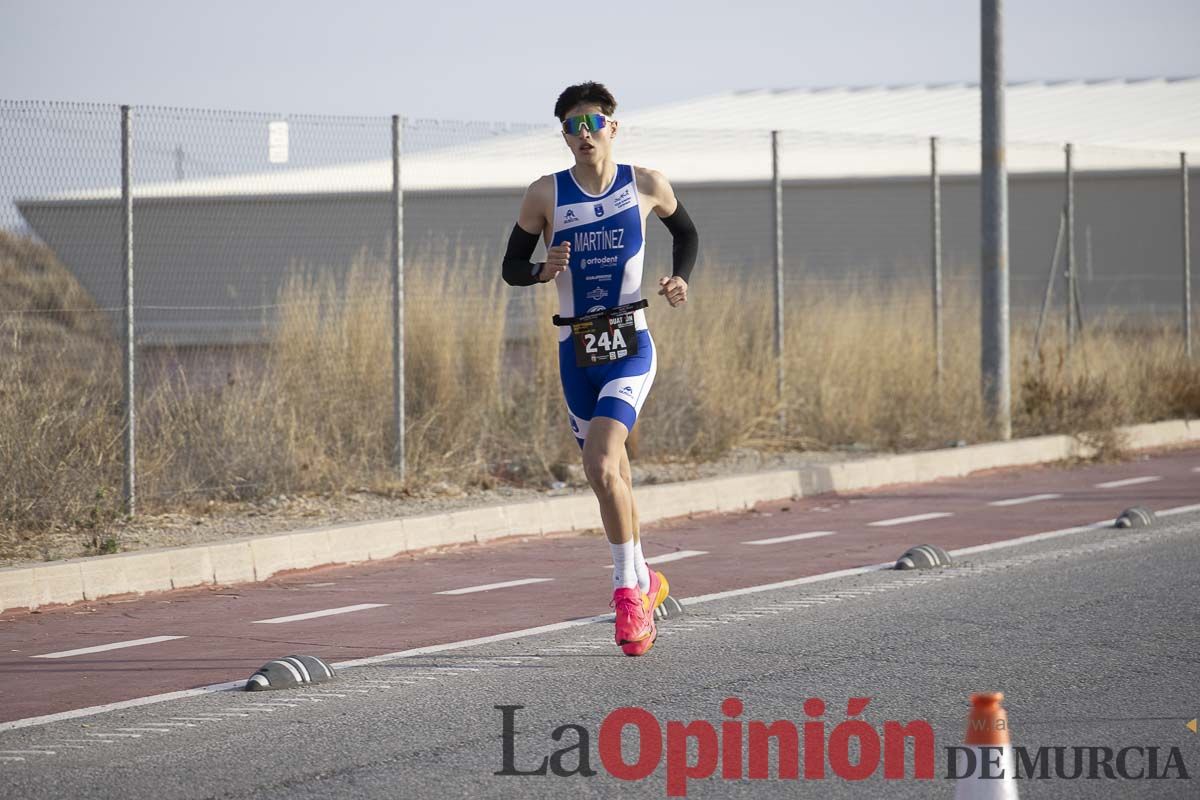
[659,202,698,283]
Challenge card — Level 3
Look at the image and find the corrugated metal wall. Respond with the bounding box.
[18,168,1195,346]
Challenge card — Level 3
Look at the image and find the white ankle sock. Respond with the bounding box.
[611,540,637,591]
[633,538,650,594]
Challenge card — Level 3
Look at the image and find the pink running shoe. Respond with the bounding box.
[612,586,656,656]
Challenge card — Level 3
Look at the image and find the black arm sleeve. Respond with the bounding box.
[659,202,698,283]
[502,224,543,287]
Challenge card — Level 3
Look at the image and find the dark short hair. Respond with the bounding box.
[554,82,617,121]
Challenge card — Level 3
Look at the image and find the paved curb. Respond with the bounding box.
[2,419,1196,613]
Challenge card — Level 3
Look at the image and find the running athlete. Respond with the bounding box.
[501,82,699,656]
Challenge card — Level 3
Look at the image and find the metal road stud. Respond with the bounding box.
[1188,719,1197,734]
[245,655,336,691]
[1114,506,1157,529]
[894,544,952,570]
[654,595,685,621]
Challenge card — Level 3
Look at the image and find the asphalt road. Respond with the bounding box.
[4,447,1198,726]
[1,509,1197,799]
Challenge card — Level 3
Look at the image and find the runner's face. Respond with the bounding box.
[561,103,616,165]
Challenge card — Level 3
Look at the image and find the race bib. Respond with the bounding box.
[570,309,639,368]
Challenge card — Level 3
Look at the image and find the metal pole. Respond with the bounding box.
[980,0,1011,440]
[1184,152,1192,358]
[1085,224,1093,281]
[1072,260,1086,341]
[391,115,406,477]
[1034,207,1066,356]
[771,130,785,431]
[120,105,136,516]
[930,136,944,385]
[1065,142,1076,351]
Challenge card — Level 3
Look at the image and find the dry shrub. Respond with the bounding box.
[641,271,780,458]
[0,338,123,535]
[0,233,124,538]
[489,287,577,482]
[136,254,519,499]
[1015,349,1123,435]
[1147,358,1200,418]
[780,278,984,450]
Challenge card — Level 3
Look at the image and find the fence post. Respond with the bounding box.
[1184,152,1192,359]
[120,105,136,516]
[930,136,943,385]
[1033,207,1066,356]
[1065,142,1076,352]
[980,0,1011,440]
[391,115,406,478]
[771,130,785,432]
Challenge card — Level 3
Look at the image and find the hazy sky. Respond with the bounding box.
[2,0,1198,122]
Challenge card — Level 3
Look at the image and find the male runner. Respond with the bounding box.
[501,82,699,656]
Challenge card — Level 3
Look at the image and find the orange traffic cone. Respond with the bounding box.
[953,692,1019,799]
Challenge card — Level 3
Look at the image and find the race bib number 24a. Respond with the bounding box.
[571,311,638,368]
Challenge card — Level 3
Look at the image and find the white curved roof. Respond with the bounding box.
[28,78,1198,201]
[630,77,1200,151]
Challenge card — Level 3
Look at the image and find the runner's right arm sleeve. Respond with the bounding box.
[502,224,543,287]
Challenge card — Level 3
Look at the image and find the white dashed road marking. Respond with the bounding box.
[251,604,389,624]
[988,493,1063,507]
[647,550,708,565]
[32,636,186,660]
[1159,503,1200,516]
[868,512,953,527]
[1095,476,1161,489]
[435,578,553,596]
[604,550,708,569]
[85,732,141,738]
[743,531,836,545]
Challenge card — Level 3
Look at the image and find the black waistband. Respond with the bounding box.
[552,299,648,327]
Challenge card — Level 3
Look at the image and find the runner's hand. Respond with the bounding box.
[658,276,688,307]
[539,241,570,282]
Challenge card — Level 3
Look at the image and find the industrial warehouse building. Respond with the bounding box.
[15,77,1199,346]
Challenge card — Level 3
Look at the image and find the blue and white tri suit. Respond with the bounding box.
[550,164,656,447]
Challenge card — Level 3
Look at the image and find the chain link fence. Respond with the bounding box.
[1,100,1195,535]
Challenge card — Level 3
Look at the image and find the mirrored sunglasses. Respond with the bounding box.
[562,113,608,136]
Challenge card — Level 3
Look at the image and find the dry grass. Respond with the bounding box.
[0,233,123,546]
[2,229,1198,547]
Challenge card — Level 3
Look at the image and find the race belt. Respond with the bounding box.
[553,300,648,369]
